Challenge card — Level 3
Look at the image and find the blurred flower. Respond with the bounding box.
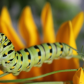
[54,11,83,81]
[73,67,84,84]
[0,2,83,83]
[0,7,25,51]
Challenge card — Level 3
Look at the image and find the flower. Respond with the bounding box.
[0,2,83,83]
[0,7,25,51]
[73,67,84,84]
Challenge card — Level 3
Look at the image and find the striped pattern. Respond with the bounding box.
[47,43,52,60]
[24,48,31,69]
[34,45,41,64]
[0,33,73,76]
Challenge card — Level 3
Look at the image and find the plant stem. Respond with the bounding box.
[0,73,9,77]
[0,68,80,83]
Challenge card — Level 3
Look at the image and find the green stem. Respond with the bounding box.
[72,55,83,60]
[0,73,9,77]
[0,68,80,83]
[0,55,82,83]
[64,43,84,56]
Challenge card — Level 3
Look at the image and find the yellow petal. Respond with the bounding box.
[73,67,84,84]
[0,70,17,84]
[18,6,42,81]
[72,12,83,39]
[0,7,12,25]
[18,6,40,47]
[40,3,55,81]
[41,3,55,43]
[56,21,77,54]
[1,7,25,50]
[52,21,79,81]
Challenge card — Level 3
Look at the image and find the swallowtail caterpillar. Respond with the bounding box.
[0,33,73,76]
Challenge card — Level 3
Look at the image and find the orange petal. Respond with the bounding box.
[73,67,84,84]
[41,3,55,43]
[0,70,17,84]
[72,12,83,39]
[18,6,40,47]
[1,7,25,50]
[52,21,79,81]
[56,21,77,54]
[18,6,42,81]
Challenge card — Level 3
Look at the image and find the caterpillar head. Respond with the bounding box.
[0,33,7,52]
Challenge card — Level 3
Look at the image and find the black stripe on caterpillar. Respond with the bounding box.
[0,33,73,76]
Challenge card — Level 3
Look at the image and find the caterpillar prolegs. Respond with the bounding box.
[0,33,73,76]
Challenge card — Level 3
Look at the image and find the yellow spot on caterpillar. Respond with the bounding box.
[21,61,22,64]
[60,51,62,54]
[27,66,29,69]
[49,46,51,49]
[5,53,7,55]
[38,56,41,59]
[16,60,18,62]
[7,61,10,63]
[60,45,63,48]
[16,54,17,56]
[13,56,15,58]
[4,43,6,45]
[28,60,31,62]
[36,49,40,52]
[3,39,4,41]
[20,54,22,56]
[50,53,52,56]
[38,62,40,64]
[12,49,14,50]
[48,58,50,60]
[26,52,29,55]
[18,69,20,71]
[12,66,14,69]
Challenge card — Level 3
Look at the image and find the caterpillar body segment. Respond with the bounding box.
[0,33,73,76]
[28,45,45,67]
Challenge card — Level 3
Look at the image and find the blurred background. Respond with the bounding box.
[0,0,84,66]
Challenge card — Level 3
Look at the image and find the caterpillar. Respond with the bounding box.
[0,33,73,76]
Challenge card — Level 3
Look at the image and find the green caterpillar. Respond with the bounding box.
[0,33,73,76]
